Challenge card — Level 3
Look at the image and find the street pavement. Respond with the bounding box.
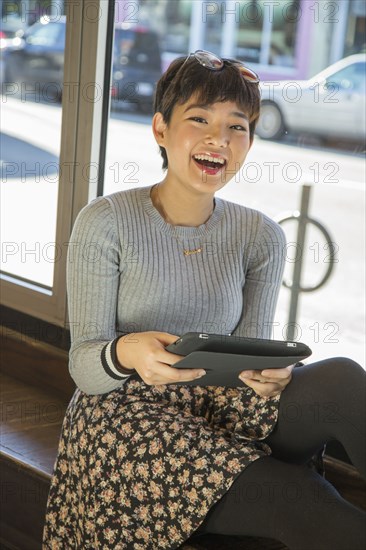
[1,96,365,366]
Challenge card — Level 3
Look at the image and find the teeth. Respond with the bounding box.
[193,154,225,165]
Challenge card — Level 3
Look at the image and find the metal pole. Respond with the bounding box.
[278,184,336,341]
[287,185,311,340]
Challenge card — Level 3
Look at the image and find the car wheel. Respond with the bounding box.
[256,101,285,140]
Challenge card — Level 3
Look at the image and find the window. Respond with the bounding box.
[327,62,366,92]
[1,18,65,289]
[1,0,364,369]
[344,0,366,56]
[120,0,193,56]
[102,1,365,366]
[235,1,264,64]
[201,2,223,55]
[235,0,300,67]
[164,0,192,54]
[105,7,164,196]
[0,2,108,325]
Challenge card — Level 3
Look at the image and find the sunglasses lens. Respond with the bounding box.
[191,50,260,83]
[236,65,260,83]
[194,50,224,70]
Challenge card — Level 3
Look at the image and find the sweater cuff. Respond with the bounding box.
[101,336,136,380]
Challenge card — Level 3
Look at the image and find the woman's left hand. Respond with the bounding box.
[239,365,295,398]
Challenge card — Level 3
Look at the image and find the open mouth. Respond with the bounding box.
[193,154,226,175]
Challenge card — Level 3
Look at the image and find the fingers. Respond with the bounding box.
[239,366,294,397]
[261,364,295,379]
[240,366,294,383]
[151,334,191,367]
[117,331,206,385]
[162,350,188,366]
[140,362,206,386]
[129,332,206,385]
[239,377,283,397]
[155,331,180,346]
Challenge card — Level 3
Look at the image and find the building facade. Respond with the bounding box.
[116,0,366,79]
[2,0,365,79]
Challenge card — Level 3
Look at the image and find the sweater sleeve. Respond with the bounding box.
[66,196,131,395]
[232,214,287,339]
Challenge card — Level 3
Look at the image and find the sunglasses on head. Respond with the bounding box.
[184,49,260,84]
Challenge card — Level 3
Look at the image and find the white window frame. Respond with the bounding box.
[0,0,109,326]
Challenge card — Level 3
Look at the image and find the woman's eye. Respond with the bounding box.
[231,125,247,131]
[190,117,207,123]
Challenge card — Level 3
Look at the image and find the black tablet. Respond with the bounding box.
[165,332,312,387]
[166,332,311,358]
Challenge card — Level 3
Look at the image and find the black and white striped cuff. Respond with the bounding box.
[101,338,134,380]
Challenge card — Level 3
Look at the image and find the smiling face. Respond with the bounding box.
[153,96,252,196]
[153,55,260,171]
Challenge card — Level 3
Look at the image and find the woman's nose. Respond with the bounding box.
[205,126,229,147]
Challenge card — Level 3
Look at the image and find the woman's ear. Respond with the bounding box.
[152,112,168,146]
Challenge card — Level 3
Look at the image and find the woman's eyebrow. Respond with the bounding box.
[183,103,211,113]
[231,111,249,121]
[184,103,248,120]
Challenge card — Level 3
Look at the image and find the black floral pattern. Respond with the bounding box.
[43,379,280,549]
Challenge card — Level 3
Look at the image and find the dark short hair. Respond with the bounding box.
[153,55,261,170]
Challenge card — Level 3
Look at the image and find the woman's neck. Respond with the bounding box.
[151,182,215,227]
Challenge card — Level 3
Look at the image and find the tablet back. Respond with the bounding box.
[171,351,309,386]
[166,332,312,358]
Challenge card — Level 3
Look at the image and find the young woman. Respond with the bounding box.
[43,51,366,550]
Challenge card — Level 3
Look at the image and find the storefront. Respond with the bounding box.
[116,0,365,80]
[308,0,366,76]
[2,0,364,79]
[126,0,310,79]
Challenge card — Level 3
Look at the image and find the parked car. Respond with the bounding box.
[4,17,162,111]
[4,16,66,98]
[111,24,162,112]
[0,14,29,82]
[256,54,366,142]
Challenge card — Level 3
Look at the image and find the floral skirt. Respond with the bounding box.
[42,378,280,550]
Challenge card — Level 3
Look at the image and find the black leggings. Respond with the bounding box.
[193,358,366,550]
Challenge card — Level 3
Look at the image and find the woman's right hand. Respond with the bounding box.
[116,331,206,385]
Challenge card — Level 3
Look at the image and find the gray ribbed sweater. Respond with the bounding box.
[66,185,286,395]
